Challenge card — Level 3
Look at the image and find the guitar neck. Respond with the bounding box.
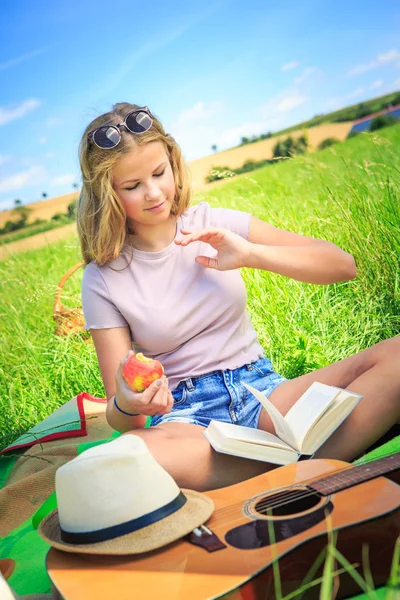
[308,453,400,496]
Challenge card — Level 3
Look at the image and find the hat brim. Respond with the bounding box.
[38,489,214,555]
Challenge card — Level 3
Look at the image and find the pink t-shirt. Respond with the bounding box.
[82,202,265,390]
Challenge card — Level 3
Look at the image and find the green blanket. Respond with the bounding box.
[1,434,399,598]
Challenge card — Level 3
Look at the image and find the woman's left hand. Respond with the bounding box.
[175,227,252,270]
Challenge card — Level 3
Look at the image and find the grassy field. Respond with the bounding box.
[0,125,399,450]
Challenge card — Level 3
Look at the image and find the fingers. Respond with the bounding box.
[175,228,222,247]
[141,376,170,415]
[195,255,218,269]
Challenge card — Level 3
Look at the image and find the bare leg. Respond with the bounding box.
[124,422,270,491]
[259,336,400,461]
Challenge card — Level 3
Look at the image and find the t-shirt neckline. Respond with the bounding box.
[125,215,182,261]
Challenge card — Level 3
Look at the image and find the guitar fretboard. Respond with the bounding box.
[308,453,400,496]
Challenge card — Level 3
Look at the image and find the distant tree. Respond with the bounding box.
[369,114,397,131]
[211,144,218,153]
[72,182,79,190]
[42,192,48,199]
[295,133,308,154]
[318,137,340,150]
[355,102,371,119]
[347,130,361,139]
[14,199,22,206]
[11,203,32,229]
[273,134,308,159]
[240,137,250,145]
[67,199,78,219]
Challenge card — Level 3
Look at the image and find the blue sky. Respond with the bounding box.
[0,0,399,210]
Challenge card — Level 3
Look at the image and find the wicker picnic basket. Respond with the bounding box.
[53,262,86,336]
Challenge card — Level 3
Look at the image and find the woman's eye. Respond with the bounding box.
[125,183,139,191]
[154,169,165,178]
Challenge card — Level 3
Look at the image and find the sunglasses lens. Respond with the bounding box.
[93,126,121,148]
[126,111,152,133]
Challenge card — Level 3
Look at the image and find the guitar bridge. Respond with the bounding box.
[187,525,227,552]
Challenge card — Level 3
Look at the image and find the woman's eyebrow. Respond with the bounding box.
[121,162,167,186]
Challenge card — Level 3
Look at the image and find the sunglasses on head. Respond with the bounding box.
[87,107,153,149]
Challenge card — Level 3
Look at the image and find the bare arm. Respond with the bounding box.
[90,327,173,432]
[246,216,357,284]
[175,216,356,284]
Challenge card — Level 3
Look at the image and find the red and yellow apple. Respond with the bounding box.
[122,352,164,392]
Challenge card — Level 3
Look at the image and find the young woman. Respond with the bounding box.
[78,103,400,491]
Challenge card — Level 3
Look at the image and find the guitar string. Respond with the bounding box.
[211,458,397,520]
[213,463,396,521]
[214,461,393,518]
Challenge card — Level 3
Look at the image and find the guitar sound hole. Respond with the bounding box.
[254,488,321,517]
[226,490,333,549]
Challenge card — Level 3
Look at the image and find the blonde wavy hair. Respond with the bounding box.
[77,102,192,265]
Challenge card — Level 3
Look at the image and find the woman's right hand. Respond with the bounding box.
[114,352,174,417]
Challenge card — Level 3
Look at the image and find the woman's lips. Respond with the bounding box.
[145,201,166,213]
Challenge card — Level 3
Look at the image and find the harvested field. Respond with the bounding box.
[0,192,78,228]
[188,121,353,189]
[0,223,76,261]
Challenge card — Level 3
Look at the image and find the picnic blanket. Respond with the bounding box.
[0,399,398,598]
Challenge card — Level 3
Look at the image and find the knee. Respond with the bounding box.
[374,336,400,364]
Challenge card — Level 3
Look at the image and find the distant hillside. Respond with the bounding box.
[238,90,400,146]
[189,121,352,190]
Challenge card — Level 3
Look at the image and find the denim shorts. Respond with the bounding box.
[150,356,287,429]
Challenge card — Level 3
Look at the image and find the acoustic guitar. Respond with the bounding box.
[46,454,400,600]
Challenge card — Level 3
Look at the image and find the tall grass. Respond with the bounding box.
[0,125,399,448]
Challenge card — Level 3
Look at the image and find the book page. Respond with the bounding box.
[284,382,340,446]
[285,381,360,448]
[206,420,294,449]
[243,384,299,450]
[301,390,362,454]
[204,421,299,465]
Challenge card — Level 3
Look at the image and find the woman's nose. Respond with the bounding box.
[144,181,162,201]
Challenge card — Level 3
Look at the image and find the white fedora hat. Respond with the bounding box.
[38,435,214,555]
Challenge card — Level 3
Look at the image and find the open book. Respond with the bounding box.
[203,382,363,465]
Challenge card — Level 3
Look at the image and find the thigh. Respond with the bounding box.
[126,421,270,491]
[258,337,399,431]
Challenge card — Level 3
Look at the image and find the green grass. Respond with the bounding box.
[0,125,399,449]
[0,217,74,245]
[0,126,399,599]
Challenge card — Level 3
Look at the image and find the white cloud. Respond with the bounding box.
[167,90,308,161]
[0,47,47,71]
[0,197,14,211]
[51,173,76,187]
[275,94,306,113]
[172,101,223,125]
[327,87,366,109]
[370,79,384,90]
[45,116,62,128]
[0,166,46,194]
[281,61,299,72]
[215,94,306,153]
[217,118,283,149]
[167,101,225,160]
[0,99,41,126]
[347,87,366,99]
[39,136,47,144]
[348,49,400,76]
[0,155,11,167]
[294,67,318,86]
